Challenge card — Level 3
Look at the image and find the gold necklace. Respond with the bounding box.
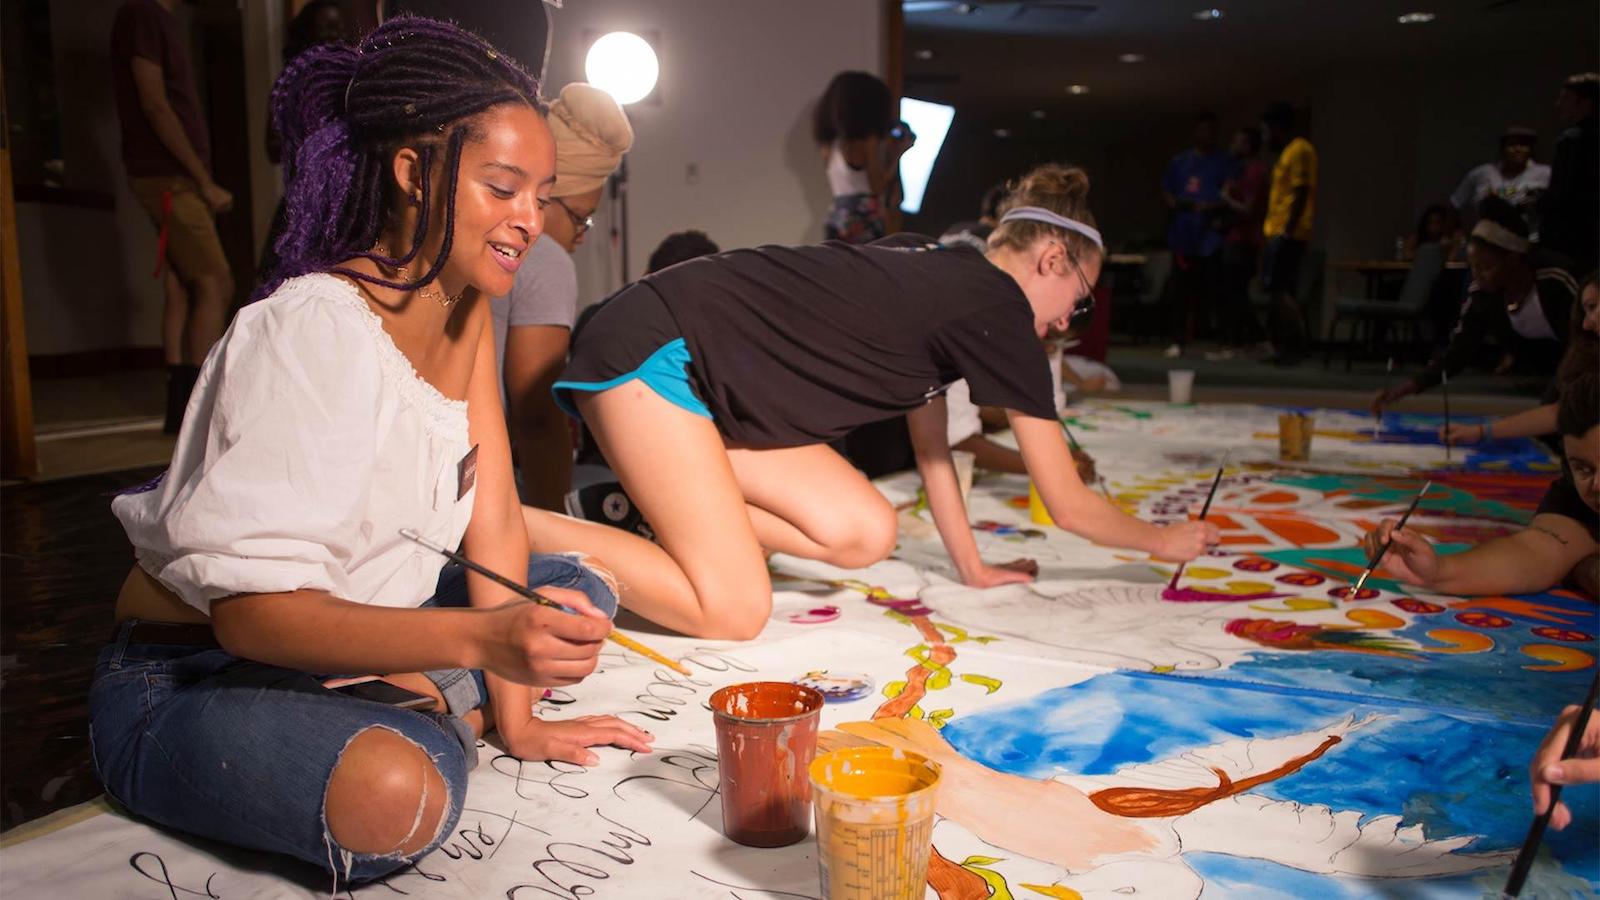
[370,244,464,309]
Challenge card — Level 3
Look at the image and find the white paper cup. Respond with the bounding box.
[950,450,976,502]
[1168,369,1196,405]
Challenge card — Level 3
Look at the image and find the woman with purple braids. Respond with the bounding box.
[89,17,650,882]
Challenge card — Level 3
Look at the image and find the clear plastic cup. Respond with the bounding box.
[809,746,942,900]
[1168,369,1196,404]
[710,681,824,847]
[950,449,976,502]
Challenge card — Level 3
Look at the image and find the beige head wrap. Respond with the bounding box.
[549,83,634,198]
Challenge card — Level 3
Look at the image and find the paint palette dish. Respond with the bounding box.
[795,670,876,703]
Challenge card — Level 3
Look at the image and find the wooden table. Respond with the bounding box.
[1329,258,1468,298]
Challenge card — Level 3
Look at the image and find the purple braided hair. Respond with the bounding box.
[256,15,544,301]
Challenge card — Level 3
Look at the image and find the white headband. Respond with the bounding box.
[1000,206,1104,250]
[1470,219,1530,254]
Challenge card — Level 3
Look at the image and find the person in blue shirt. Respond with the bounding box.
[1162,112,1234,358]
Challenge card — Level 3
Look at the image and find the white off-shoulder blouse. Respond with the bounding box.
[114,274,478,615]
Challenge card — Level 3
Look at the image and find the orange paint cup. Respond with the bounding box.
[710,681,824,847]
[809,746,942,900]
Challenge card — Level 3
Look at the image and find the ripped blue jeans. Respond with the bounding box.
[86,554,618,882]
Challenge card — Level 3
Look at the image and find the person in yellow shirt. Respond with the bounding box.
[1260,102,1317,366]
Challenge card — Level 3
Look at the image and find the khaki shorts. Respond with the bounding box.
[128,175,231,282]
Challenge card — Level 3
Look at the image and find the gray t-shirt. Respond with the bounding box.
[491,233,578,401]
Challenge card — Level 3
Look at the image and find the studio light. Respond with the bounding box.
[585,31,658,105]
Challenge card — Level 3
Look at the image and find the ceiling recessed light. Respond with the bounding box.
[1118,52,1146,63]
[1192,7,1223,21]
[1066,84,1090,95]
[993,128,1012,138]
[1030,109,1047,119]
[954,2,979,14]
[1397,11,1434,23]
[914,48,935,60]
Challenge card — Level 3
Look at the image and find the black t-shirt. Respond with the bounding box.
[643,234,1056,447]
[1536,474,1600,537]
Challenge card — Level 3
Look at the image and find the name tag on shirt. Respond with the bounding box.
[458,444,479,500]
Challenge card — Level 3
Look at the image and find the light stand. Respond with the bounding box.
[609,157,629,288]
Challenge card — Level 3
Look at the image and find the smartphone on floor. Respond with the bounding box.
[328,676,437,711]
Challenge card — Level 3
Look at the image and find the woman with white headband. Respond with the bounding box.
[1371,196,1578,416]
[526,164,1217,640]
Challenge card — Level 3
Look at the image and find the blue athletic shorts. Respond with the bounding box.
[554,282,713,421]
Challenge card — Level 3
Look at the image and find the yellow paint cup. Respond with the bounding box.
[1028,481,1054,526]
[808,747,942,900]
[1278,412,1315,461]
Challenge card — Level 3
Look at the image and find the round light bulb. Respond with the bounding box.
[585,32,659,105]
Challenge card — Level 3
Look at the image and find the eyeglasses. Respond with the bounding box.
[1067,262,1097,330]
[1050,241,1098,330]
[552,198,594,237]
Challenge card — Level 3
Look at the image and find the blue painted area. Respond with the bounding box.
[1187,853,1487,899]
[941,671,1599,894]
[1212,586,1598,719]
[1271,407,1558,474]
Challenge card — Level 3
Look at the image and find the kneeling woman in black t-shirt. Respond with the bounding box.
[1364,368,1599,599]
[530,165,1217,639]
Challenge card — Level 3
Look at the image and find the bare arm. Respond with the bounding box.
[1488,403,1558,440]
[213,591,484,673]
[210,590,607,686]
[907,398,987,578]
[503,324,573,511]
[1219,181,1247,214]
[953,433,1027,475]
[1369,513,1598,596]
[129,56,219,197]
[860,134,910,199]
[1012,413,1213,561]
[463,303,541,732]
[908,400,1035,586]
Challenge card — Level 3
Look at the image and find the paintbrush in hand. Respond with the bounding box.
[1502,670,1600,898]
[1442,369,1452,464]
[1349,480,1432,595]
[1166,451,1230,591]
[401,529,693,676]
[1061,421,1083,452]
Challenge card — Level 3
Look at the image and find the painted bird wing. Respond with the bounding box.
[1057,714,1383,793]
[1173,793,1513,876]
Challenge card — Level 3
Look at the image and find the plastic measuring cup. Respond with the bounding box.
[809,746,942,900]
[710,681,824,847]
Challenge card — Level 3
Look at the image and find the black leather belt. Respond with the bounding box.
[122,621,219,646]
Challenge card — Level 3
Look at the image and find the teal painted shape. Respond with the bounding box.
[1255,543,1473,595]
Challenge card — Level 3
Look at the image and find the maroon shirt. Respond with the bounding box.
[1224,158,1268,250]
[110,0,211,178]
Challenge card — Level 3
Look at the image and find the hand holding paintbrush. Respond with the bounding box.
[1166,451,1229,591]
[1503,671,1600,897]
[1349,480,1431,595]
[402,529,693,676]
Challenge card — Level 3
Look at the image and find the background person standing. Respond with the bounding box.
[110,0,234,433]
